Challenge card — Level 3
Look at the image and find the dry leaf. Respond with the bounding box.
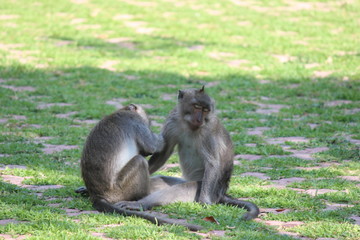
[203,216,220,224]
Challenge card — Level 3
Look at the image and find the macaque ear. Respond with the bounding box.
[178,90,184,99]
[127,104,137,112]
[199,85,205,93]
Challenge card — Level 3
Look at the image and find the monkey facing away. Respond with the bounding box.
[117,87,260,221]
[79,104,202,231]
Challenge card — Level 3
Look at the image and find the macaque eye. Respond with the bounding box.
[203,108,210,112]
[193,104,202,109]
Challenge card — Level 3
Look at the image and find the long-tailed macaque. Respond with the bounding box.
[79,104,202,231]
[117,87,259,220]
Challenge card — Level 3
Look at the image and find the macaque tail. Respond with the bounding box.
[93,199,203,231]
[220,195,260,220]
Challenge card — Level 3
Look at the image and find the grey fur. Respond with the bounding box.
[79,104,203,231]
[136,87,260,220]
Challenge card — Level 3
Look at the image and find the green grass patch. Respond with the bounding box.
[288,178,359,190]
[290,221,360,240]
[1,0,359,238]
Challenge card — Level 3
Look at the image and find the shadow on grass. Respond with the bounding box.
[1,63,359,238]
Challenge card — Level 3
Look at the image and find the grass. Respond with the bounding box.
[0,0,359,239]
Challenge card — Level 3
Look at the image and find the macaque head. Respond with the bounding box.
[124,104,150,126]
[178,86,215,131]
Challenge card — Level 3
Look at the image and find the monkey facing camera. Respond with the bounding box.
[77,88,259,231]
[118,86,259,220]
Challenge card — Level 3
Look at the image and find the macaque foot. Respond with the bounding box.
[75,186,89,196]
[114,201,147,211]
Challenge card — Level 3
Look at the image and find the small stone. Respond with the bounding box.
[42,144,78,154]
[235,154,262,161]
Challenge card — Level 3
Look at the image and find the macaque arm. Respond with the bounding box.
[148,118,178,174]
[197,138,222,204]
[136,126,164,154]
[148,141,176,174]
[198,158,221,204]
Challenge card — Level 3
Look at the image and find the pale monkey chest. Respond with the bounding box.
[178,138,205,181]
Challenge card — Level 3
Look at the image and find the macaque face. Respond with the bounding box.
[178,87,214,131]
[187,103,210,130]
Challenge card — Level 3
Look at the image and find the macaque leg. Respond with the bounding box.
[101,155,150,205]
[76,156,153,198]
[149,175,187,193]
[115,181,200,210]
